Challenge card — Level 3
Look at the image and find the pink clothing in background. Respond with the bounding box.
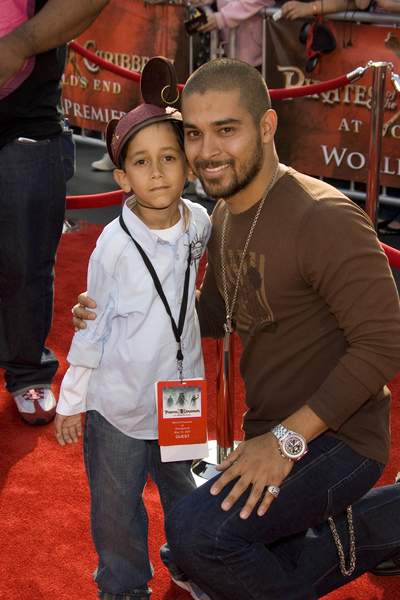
[0,0,36,99]
[198,0,275,66]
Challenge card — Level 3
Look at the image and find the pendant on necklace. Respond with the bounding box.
[223,317,233,352]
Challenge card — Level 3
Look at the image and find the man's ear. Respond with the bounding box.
[260,109,278,144]
[113,168,132,193]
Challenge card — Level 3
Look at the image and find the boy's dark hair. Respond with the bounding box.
[120,120,184,168]
[182,59,271,126]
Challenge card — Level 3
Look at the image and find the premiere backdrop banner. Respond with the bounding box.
[61,0,188,132]
[265,18,400,188]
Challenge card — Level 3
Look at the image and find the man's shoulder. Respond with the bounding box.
[277,167,368,223]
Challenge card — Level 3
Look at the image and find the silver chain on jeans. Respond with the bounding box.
[328,505,357,577]
[220,162,280,336]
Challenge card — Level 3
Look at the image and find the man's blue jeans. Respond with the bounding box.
[0,136,65,393]
[165,434,399,600]
[84,410,196,599]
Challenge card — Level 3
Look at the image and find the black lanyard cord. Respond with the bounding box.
[119,214,191,376]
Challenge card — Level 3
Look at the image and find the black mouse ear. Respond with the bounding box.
[299,22,311,46]
[140,57,180,108]
[105,118,119,166]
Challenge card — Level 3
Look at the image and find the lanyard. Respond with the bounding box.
[119,214,192,380]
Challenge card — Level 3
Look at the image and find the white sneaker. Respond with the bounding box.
[171,577,211,600]
[91,153,114,171]
[160,544,211,600]
[13,387,57,425]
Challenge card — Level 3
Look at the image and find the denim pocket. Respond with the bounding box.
[324,458,384,519]
[61,128,76,181]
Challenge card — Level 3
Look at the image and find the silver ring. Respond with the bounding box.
[267,485,280,499]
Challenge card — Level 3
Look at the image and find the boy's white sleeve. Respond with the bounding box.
[67,257,117,368]
[57,365,92,415]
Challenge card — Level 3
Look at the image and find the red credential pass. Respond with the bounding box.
[156,378,208,462]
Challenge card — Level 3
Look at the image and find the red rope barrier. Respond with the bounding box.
[69,41,359,99]
[66,188,400,270]
[382,242,400,270]
[69,41,185,91]
[66,189,123,209]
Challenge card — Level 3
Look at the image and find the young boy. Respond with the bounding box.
[54,63,211,599]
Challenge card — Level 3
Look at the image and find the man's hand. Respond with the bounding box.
[210,433,294,519]
[281,1,313,19]
[72,292,97,331]
[198,12,218,32]
[55,413,82,446]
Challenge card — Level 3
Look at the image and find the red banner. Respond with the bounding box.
[265,18,400,188]
[61,0,188,132]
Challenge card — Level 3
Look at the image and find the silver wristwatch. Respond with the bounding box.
[271,424,308,462]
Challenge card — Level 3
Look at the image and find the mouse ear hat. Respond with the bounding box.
[106,56,182,167]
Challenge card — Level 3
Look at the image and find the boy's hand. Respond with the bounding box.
[55,413,82,446]
[72,292,97,331]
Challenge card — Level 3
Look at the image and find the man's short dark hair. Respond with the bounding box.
[182,59,271,125]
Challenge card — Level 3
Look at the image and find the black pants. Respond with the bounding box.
[0,136,66,392]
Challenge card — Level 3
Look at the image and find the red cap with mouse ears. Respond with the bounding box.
[106,56,182,167]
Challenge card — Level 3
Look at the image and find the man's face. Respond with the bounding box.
[182,89,264,199]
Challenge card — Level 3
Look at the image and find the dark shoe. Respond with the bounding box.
[370,553,400,576]
[160,544,211,600]
[378,218,400,235]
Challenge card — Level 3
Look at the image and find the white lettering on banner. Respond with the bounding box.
[321,145,400,174]
[61,74,89,89]
[82,40,149,74]
[276,66,397,112]
[338,119,350,132]
[62,98,125,123]
[93,79,121,94]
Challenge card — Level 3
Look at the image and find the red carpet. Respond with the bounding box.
[0,223,399,600]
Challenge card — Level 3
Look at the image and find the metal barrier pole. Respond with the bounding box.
[365,62,388,229]
[227,28,237,59]
[210,30,219,59]
[189,35,194,74]
[262,12,267,80]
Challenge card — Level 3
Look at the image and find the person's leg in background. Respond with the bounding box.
[0,136,66,424]
[84,411,153,599]
[166,434,383,600]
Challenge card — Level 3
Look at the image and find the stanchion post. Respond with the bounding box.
[189,35,194,74]
[365,62,388,229]
[227,28,237,59]
[262,11,267,81]
[210,30,219,59]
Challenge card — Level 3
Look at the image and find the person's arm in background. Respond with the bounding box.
[375,0,400,11]
[281,0,359,19]
[198,0,275,33]
[0,0,110,88]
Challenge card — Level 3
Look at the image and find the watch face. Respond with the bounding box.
[283,434,306,459]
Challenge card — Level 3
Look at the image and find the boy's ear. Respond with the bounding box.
[113,168,132,193]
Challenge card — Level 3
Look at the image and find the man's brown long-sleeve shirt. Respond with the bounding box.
[198,166,400,464]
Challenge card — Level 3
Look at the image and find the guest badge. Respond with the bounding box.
[156,378,208,462]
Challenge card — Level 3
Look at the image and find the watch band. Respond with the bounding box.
[271,424,308,462]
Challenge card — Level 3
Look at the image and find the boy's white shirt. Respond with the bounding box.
[57,196,211,439]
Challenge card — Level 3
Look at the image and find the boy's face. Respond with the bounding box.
[114,122,187,209]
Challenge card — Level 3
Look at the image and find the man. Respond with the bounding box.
[0,0,109,424]
[73,59,400,597]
